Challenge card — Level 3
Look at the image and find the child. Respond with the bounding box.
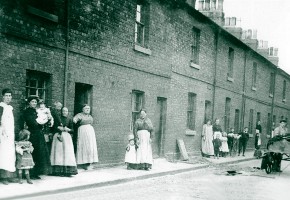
[254,129,262,158]
[15,129,34,184]
[238,127,249,156]
[213,134,222,159]
[125,134,137,170]
[220,132,229,157]
[227,128,235,156]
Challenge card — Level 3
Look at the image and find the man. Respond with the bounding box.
[272,119,288,172]
[0,88,16,185]
[238,127,249,157]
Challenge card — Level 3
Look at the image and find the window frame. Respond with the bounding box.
[131,90,145,131]
[187,93,197,130]
[191,27,201,65]
[252,62,257,89]
[227,47,234,79]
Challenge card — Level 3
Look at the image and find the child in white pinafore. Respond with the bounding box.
[220,132,229,157]
[125,134,137,170]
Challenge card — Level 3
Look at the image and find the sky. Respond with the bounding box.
[222,0,290,74]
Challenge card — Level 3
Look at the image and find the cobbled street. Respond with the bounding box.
[22,159,289,200]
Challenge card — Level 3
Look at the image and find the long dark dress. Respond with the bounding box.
[255,124,262,149]
[23,107,51,177]
[50,116,78,176]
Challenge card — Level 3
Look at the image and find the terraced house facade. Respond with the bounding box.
[0,0,289,165]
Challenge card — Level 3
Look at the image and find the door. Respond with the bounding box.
[153,97,167,158]
[234,109,240,133]
[74,83,93,115]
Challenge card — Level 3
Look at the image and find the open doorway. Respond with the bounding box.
[74,83,93,115]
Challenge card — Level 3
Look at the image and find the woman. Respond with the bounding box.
[73,104,98,170]
[22,95,51,179]
[201,119,214,157]
[50,107,78,177]
[134,109,154,171]
[213,118,223,139]
[255,120,262,149]
[0,88,16,185]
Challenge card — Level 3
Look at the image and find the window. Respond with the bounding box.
[252,62,257,89]
[224,98,231,132]
[26,70,51,103]
[248,109,254,136]
[187,93,197,130]
[131,90,145,131]
[134,1,149,48]
[269,73,275,96]
[267,113,271,136]
[191,27,200,65]
[227,47,234,79]
[283,80,286,101]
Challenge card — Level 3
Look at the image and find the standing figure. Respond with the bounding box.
[125,134,137,170]
[227,128,235,156]
[238,127,249,156]
[232,131,241,157]
[201,119,214,157]
[15,129,34,184]
[23,95,51,179]
[272,119,288,172]
[220,132,229,157]
[0,89,16,185]
[255,120,262,150]
[134,109,154,171]
[73,104,98,170]
[213,134,222,159]
[50,107,78,177]
[213,119,222,139]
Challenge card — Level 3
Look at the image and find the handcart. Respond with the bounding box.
[261,134,290,174]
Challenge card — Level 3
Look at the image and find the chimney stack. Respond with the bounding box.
[198,0,225,26]
[268,47,279,65]
[217,0,224,11]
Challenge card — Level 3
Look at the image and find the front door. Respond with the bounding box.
[153,97,167,158]
[74,83,93,115]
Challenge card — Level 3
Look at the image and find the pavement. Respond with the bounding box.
[0,150,258,200]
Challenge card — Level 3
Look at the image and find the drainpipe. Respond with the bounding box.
[212,29,219,121]
[241,50,248,131]
[63,0,70,106]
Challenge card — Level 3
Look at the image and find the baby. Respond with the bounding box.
[36,101,54,126]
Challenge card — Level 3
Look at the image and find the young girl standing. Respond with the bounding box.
[15,129,34,184]
[125,134,137,170]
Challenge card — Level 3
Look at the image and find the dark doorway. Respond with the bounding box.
[153,97,167,158]
[74,83,93,115]
[234,109,240,133]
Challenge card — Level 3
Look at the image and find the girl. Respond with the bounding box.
[15,129,34,184]
[213,134,222,159]
[220,132,229,157]
[125,134,137,170]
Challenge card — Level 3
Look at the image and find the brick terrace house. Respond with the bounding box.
[0,0,289,165]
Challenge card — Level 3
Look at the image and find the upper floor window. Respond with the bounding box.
[269,72,275,97]
[227,47,234,79]
[26,70,51,103]
[27,0,58,22]
[191,27,200,65]
[283,80,286,101]
[135,1,150,48]
[131,90,145,131]
[252,62,257,89]
[187,93,197,130]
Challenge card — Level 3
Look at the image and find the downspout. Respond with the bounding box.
[212,29,219,120]
[63,0,70,106]
[241,50,248,131]
[270,65,277,134]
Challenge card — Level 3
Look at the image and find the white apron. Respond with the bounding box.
[0,102,16,172]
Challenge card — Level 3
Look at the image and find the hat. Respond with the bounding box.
[280,119,287,123]
[128,134,134,141]
[27,95,39,103]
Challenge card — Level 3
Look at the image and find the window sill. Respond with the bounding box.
[251,87,257,91]
[282,99,286,103]
[134,44,152,55]
[185,129,196,136]
[269,94,273,98]
[190,62,200,70]
[27,5,58,23]
[227,76,234,82]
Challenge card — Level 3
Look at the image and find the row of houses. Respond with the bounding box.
[0,0,289,165]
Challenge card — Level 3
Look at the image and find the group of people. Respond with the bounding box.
[202,118,256,159]
[201,118,288,161]
[0,89,99,185]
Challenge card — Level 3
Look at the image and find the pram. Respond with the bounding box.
[261,134,290,174]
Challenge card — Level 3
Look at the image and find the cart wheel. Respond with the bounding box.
[265,163,272,174]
